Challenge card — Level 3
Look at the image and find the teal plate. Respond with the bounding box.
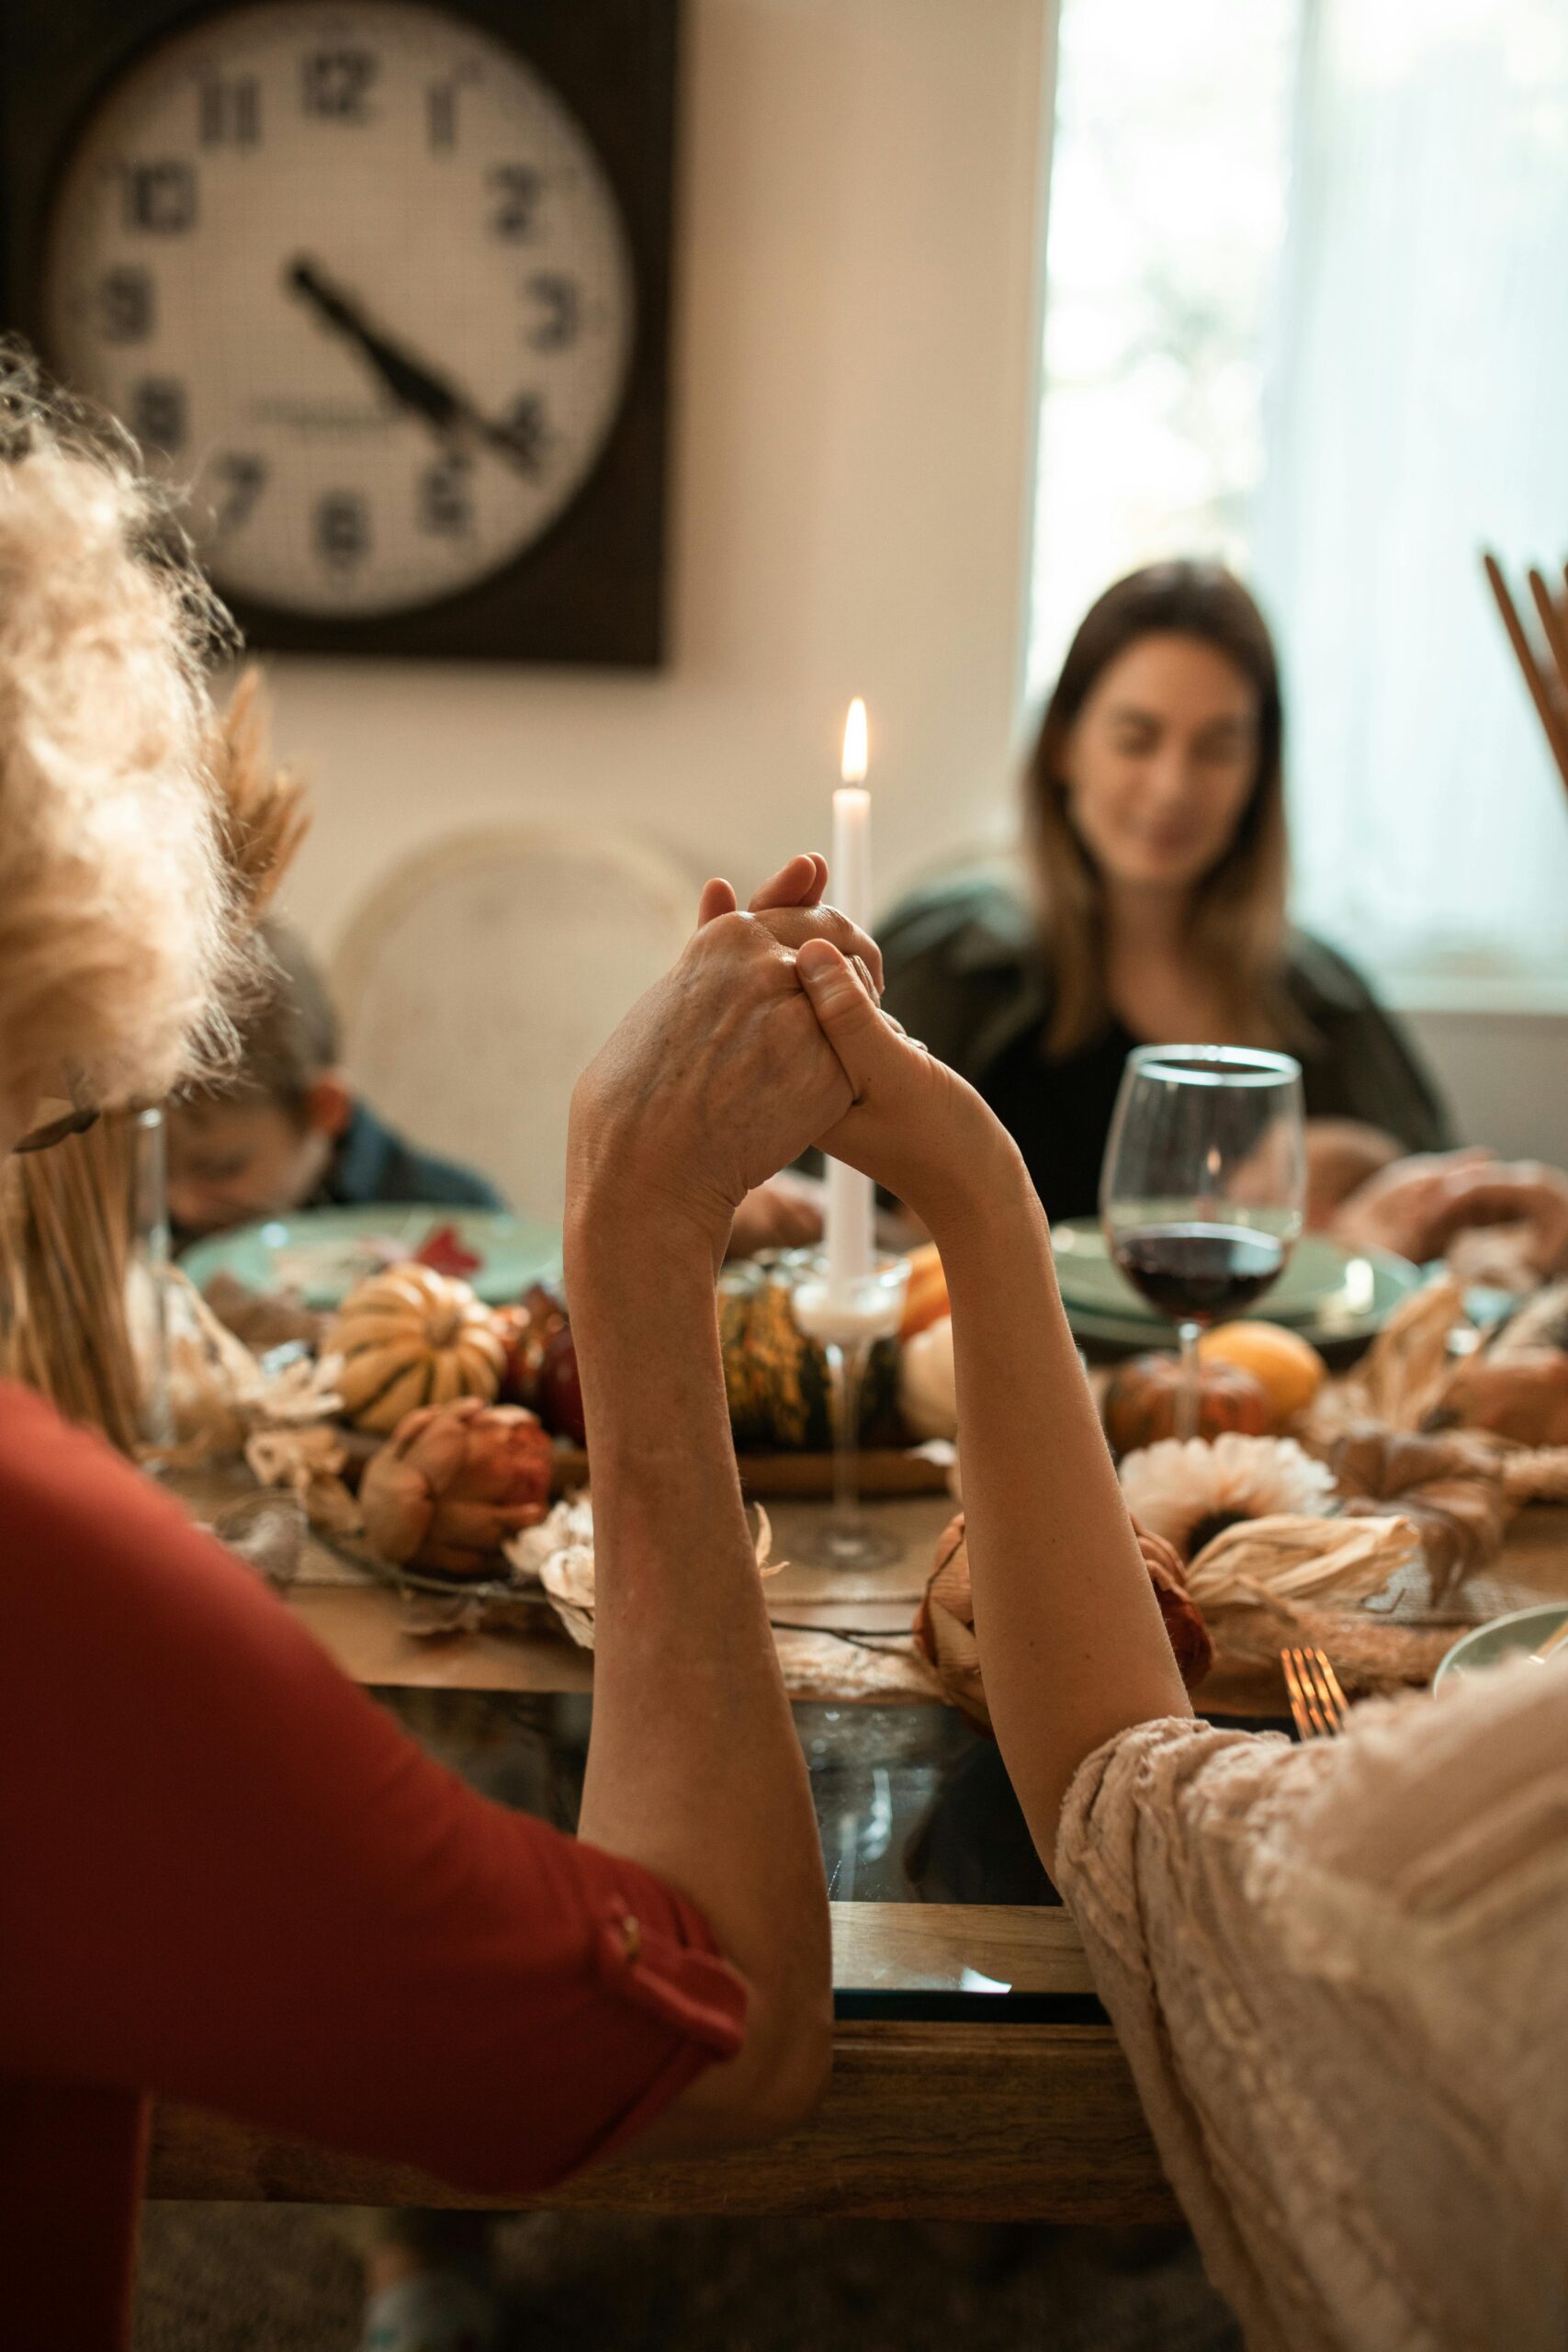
[179,1204,561,1310]
[1432,1603,1568,1691]
[1051,1218,1421,1353]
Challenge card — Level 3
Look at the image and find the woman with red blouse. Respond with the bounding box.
[0,356,871,2349]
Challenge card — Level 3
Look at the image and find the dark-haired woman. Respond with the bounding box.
[882,561,1568,1269]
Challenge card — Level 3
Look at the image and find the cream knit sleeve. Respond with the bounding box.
[1054,1663,1568,2352]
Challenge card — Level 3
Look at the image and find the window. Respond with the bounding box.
[1031,0,1568,999]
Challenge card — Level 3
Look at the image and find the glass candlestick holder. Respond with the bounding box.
[788,1254,910,1569]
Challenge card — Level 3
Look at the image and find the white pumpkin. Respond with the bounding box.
[323,1262,508,1432]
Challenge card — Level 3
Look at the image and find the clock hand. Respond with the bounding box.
[285,256,543,475]
[287,255,465,435]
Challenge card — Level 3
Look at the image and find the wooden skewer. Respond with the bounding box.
[1483,553,1568,794]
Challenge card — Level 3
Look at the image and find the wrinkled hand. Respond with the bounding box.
[568,856,881,1261]
[695,852,885,995]
[1333,1149,1568,1274]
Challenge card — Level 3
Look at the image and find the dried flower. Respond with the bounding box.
[359,1397,553,1579]
[1118,1432,1336,1561]
[245,1422,362,1538]
[505,1495,779,1645]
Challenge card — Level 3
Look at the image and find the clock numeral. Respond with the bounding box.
[199,73,261,147]
[97,266,154,345]
[418,454,472,537]
[302,47,379,122]
[212,453,268,536]
[525,272,581,353]
[314,491,370,571]
[130,377,187,457]
[119,161,197,235]
[487,164,544,241]
[496,391,550,478]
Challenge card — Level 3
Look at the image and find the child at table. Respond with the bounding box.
[165,917,505,1248]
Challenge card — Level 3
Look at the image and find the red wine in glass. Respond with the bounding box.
[1100,1046,1306,1438]
[1113,1222,1287,1325]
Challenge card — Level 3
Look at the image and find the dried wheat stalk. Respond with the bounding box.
[209,665,310,922]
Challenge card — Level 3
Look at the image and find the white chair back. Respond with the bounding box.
[332,829,695,1224]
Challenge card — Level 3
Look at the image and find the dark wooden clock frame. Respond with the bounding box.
[0,0,679,664]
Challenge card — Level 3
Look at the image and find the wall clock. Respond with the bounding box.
[0,0,680,662]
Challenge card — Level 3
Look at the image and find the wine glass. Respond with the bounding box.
[1100,1046,1305,1438]
[789,1253,911,1568]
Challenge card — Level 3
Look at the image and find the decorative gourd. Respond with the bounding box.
[717,1257,901,1451]
[1197,1320,1326,1427]
[1102,1351,1271,1454]
[324,1262,509,1433]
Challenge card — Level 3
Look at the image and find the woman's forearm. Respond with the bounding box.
[929,1147,1191,1869]
[565,1204,830,2125]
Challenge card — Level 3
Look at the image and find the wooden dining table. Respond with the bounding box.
[147,1469,1568,2223]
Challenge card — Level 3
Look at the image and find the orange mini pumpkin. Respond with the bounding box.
[1102,1351,1271,1453]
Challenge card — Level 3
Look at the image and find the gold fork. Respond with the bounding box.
[1282,1645,1350,1739]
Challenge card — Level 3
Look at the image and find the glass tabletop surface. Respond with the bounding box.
[372,1688,1290,2021]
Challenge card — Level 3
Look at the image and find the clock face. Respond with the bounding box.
[44,0,637,619]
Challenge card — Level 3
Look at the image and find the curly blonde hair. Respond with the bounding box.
[0,344,305,1108]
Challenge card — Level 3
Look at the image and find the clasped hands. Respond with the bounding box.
[568,853,1005,1266]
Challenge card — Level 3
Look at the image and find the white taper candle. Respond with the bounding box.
[826,700,875,1303]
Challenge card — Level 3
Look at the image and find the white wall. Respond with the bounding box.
[265,0,1055,961]
[1405,1011,1568,1169]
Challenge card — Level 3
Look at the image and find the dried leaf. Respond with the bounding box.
[208,666,310,919]
[1435,1349,1568,1449]
[1184,1510,1418,1612]
[1303,1278,1467,1440]
[1487,1279,1568,1358]
[1501,1445,1568,1504]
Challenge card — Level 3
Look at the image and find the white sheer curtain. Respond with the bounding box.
[1255,0,1568,989]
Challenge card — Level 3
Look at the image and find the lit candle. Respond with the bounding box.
[825,698,875,1304]
[833,695,870,924]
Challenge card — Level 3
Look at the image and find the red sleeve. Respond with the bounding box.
[0,1385,745,2193]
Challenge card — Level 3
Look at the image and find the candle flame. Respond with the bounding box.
[840,697,868,786]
